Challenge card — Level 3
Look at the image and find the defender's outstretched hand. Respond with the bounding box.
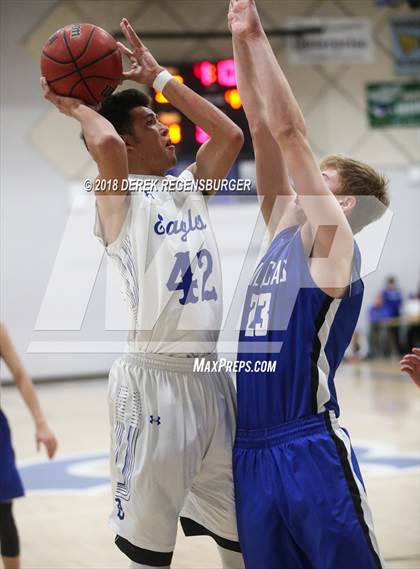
[228,0,263,40]
[118,18,163,86]
[400,347,420,388]
[40,77,85,117]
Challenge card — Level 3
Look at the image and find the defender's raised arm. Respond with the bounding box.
[229,0,355,295]
[229,3,294,233]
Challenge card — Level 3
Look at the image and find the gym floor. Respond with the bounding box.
[1,359,419,569]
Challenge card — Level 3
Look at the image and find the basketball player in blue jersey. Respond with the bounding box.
[0,323,58,569]
[228,1,389,568]
[41,17,245,569]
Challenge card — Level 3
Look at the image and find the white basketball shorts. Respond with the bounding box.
[108,352,239,557]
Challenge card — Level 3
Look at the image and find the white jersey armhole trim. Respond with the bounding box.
[94,195,133,257]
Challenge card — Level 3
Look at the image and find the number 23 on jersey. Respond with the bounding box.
[245,292,272,337]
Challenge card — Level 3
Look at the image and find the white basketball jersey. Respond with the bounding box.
[94,169,223,355]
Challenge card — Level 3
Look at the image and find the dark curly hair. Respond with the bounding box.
[98,88,151,135]
[81,89,151,147]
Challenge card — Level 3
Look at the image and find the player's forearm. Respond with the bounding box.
[243,31,306,137]
[233,34,293,216]
[0,324,46,428]
[15,372,46,428]
[232,36,268,131]
[73,105,128,206]
[162,78,243,142]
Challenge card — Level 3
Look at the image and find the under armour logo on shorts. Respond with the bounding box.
[149,415,161,426]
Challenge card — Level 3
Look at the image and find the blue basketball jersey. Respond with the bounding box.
[237,225,364,429]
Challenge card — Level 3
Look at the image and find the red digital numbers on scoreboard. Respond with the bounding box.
[193,61,217,86]
[194,59,237,88]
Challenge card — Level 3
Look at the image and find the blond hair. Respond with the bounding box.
[320,155,390,234]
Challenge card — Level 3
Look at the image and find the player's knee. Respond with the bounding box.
[0,502,20,558]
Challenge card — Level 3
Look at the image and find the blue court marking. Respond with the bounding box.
[18,443,420,494]
[19,452,109,494]
[353,444,420,470]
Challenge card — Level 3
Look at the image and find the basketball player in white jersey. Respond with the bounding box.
[41,17,244,569]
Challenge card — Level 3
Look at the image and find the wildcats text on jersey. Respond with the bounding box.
[251,259,288,288]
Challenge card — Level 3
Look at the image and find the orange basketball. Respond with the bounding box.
[40,23,122,106]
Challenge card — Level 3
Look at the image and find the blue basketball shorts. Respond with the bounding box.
[233,411,384,569]
[0,409,24,502]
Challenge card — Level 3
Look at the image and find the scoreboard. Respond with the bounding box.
[149,59,253,158]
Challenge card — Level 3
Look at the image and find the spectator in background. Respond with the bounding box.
[382,276,403,356]
[366,293,387,359]
[404,286,420,351]
[400,347,420,388]
[382,276,403,318]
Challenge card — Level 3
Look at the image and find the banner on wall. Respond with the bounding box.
[390,19,420,76]
[287,18,373,64]
[367,82,420,127]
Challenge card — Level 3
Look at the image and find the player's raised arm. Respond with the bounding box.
[229,0,354,295]
[118,18,243,183]
[41,78,129,246]
[229,6,294,234]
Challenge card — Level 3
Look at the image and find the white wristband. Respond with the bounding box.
[153,69,173,92]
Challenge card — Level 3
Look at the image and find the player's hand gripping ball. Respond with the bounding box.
[40,23,123,106]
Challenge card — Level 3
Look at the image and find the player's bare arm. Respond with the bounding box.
[229,5,295,235]
[229,0,354,297]
[118,18,244,184]
[0,323,57,459]
[41,78,129,246]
